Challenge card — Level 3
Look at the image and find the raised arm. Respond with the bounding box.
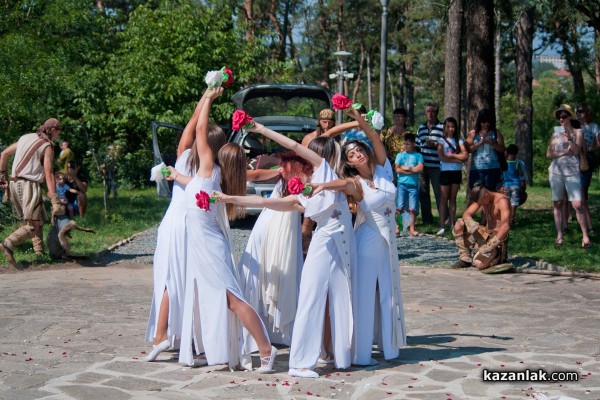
[216,191,304,213]
[321,121,360,139]
[247,168,281,182]
[249,123,322,169]
[195,87,223,178]
[178,94,208,157]
[345,108,387,165]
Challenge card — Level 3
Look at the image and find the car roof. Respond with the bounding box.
[231,84,331,110]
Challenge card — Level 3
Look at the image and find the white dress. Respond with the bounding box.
[178,166,267,368]
[238,181,303,353]
[353,159,407,364]
[145,149,192,347]
[288,159,356,370]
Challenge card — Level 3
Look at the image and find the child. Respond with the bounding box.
[436,117,468,235]
[502,144,526,224]
[55,173,76,218]
[394,133,424,236]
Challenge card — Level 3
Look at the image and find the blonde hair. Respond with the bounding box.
[218,143,247,220]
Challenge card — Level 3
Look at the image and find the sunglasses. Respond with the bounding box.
[557,114,570,120]
[576,109,588,114]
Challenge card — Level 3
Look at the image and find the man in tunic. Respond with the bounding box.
[451,182,512,272]
[0,118,64,268]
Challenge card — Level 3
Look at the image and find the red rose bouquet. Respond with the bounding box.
[232,110,254,130]
[221,67,234,86]
[287,176,313,196]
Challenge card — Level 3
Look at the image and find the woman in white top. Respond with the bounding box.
[310,108,406,366]
[436,117,468,235]
[238,153,310,368]
[217,124,356,378]
[145,94,224,362]
[177,87,276,372]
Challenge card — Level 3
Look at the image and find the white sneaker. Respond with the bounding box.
[288,368,319,378]
[191,356,208,367]
[145,339,170,362]
[436,228,445,235]
[255,346,277,374]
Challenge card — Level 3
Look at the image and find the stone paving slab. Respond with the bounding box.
[0,264,598,399]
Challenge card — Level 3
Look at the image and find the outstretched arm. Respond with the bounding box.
[195,87,223,178]
[249,122,322,169]
[247,168,280,182]
[178,94,208,157]
[215,191,304,212]
[310,178,362,201]
[345,108,387,165]
[321,121,360,139]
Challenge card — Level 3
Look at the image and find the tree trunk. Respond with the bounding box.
[515,9,534,184]
[596,30,600,94]
[405,61,415,126]
[444,0,463,121]
[466,0,495,131]
[367,54,373,110]
[388,69,396,111]
[243,0,255,40]
[352,42,365,102]
[556,18,585,101]
[494,12,501,125]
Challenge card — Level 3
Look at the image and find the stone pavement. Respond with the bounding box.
[0,263,598,400]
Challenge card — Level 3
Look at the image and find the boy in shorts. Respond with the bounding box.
[395,133,424,236]
[502,144,526,224]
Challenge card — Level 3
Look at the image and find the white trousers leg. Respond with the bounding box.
[289,239,351,370]
[376,262,399,360]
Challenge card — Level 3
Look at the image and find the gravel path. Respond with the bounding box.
[101,216,458,267]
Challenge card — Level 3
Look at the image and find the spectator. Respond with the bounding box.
[451,182,511,272]
[58,141,74,174]
[436,117,467,235]
[301,108,336,147]
[395,133,424,236]
[340,105,372,148]
[380,107,409,164]
[0,118,64,267]
[502,144,527,224]
[416,102,444,225]
[465,109,506,194]
[101,144,118,200]
[576,102,599,234]
[546,104,590,248]
[65,161,88,218]
[55,172,75,219]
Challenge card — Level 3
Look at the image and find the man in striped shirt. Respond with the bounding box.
[416,102,444,225]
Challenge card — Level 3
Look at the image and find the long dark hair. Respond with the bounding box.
[308,136,337,167]
[187,124,226,175]
[443,117,461,154]
[217,143,247,220]
[475,109,496,133]
[339,140,375,179]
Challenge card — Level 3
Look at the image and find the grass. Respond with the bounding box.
[0,187,169,267]
[420,177,600,273]
[1,178,599,273]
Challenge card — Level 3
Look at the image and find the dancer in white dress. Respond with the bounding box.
[239,153,312,366]
[177,87,277,372]
[311,108,406,365]
[145,94,225,362]
[216,123,356,379]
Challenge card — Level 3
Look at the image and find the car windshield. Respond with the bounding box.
[242,96,329,119]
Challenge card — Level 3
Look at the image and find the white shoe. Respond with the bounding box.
[145,339,170,362]
[191,356,208,367]
[255,346,277,374]
[240,353,253,371]
[436,228,445,235]
[353,358,379,366]
[288,368,319,378]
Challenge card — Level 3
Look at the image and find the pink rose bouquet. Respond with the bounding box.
[287,176,313,196]
[220,67,234,86]
[331,93,353,110]
[232,110,254,131]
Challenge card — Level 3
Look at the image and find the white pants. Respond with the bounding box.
[289,238,352,370]
[353,227,399,364]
